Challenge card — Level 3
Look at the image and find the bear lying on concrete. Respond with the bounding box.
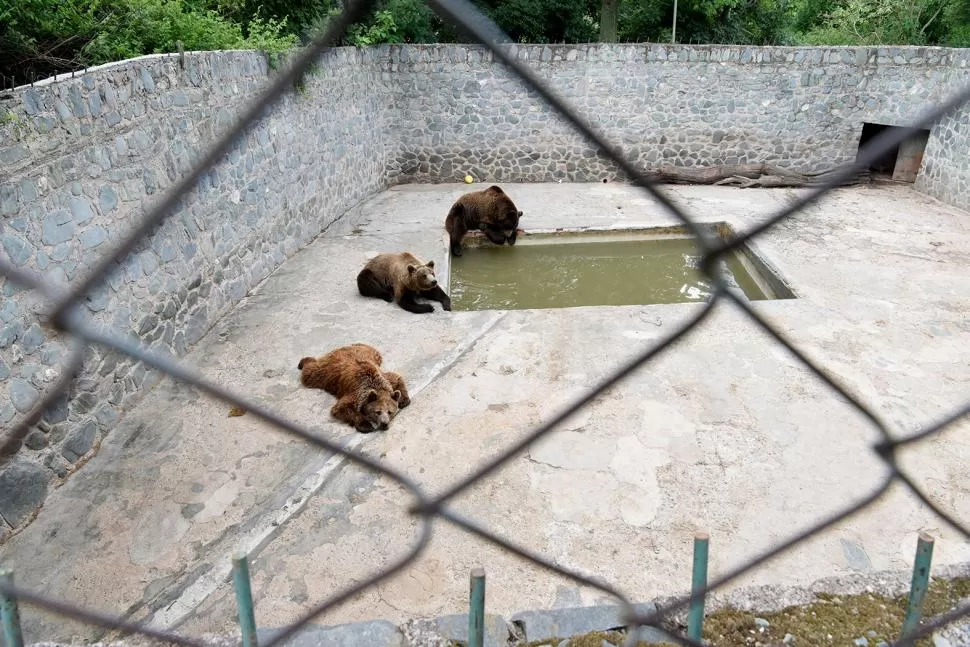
[445,185,523,256]
[357,251,451,314]
[297,343,410,433]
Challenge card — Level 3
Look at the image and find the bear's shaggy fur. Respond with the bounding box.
[297,343,410,433]
[445,185,524,256]
[356,251,451,314]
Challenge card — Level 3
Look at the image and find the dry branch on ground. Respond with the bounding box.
[642,164,872,188]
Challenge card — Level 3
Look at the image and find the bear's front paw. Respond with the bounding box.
[399,396,411,408]
[442,300,452,312]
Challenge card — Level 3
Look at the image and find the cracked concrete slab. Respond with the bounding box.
[256,621,405,647]
[510,602,663,642]
[2,182,970,644]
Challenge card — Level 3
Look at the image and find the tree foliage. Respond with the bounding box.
[798,0,956,46]
[480,0,599,43]
[944,0,970,45]
[657,0,796,44]
[337,0,447,44]
[1,0,968,81]
[0,0,295,82]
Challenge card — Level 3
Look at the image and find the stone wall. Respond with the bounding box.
[916,89,970,208]
[384,44,970,193]
[2,43,969,536]
[0,49,390,536]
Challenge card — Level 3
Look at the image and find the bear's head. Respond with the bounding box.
[483,185,523,246]
[357,388,402,432]
[407,260,439,291]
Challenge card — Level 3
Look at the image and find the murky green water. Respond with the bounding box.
[449,238,772,311]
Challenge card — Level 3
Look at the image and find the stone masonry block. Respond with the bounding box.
[79,226,108,249]
[2,234,33,265]
[0,459,50,526]
[69,196,95,224]
[42,210,76,245]
[61,419,98,463]
[511,603,664,643]
[432,613,510,647]
[9,377,40,413]
[256,621,404,647]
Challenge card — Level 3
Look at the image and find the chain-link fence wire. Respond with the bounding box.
[2,0,970,644]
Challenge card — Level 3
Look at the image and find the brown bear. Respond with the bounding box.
[445,185,524,257]
[356,251,451,314]
[297,343,410,433]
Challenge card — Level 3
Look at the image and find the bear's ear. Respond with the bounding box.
[391,389,402,402]
[358,390,379,411]
[407,264,416,274]
[425,260,435,269]
[517,210,523,217]
[485,185,504,195]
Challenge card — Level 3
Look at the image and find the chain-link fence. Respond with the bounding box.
[2,0,970,645]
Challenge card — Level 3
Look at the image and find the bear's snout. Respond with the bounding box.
[485,229,508,245]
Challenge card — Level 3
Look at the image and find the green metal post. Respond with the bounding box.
[468,568,486,647]
[0,569,24,647]
[686,532,709,642]
[232,553,258,647]
[901,532,935,639]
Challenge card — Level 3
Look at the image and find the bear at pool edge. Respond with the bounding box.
[445,185,524,256]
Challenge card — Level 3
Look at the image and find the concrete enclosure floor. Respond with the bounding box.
[1,182,969,642]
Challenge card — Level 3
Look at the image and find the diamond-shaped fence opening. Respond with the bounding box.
[1,0,969,646]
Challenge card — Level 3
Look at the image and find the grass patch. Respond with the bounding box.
[514,577,970,647]
[704,576,970,646]
[521,630,678,646]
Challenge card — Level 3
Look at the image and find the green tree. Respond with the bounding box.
[474,0,599,43]
[4,0,966,83]
[1,0,295,81]
[191,0,334,39]
[304,0,450,45]
[614,0,794,44]
[798,0,951,45]
[942,0,970,45]
[601,0,620,41]
[791,0,970,46]
[672,0,795,44]
[792,0,839,32]
[617,0,668,41]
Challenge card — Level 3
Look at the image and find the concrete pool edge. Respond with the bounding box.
[445,222,798,310]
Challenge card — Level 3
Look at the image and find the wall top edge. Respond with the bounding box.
[3,41,969,99]
[374,42,970,67]
[4,50,267,93]
[1,46,384,96]
[381,42,970,53]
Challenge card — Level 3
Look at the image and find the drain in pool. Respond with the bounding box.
[448,234,790,312]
